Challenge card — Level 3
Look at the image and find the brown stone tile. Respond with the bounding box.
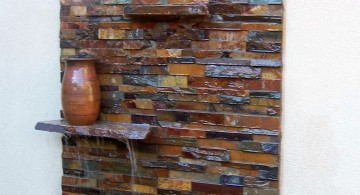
[166,127,206,138]
[241,23,282,31]
[230,150,279,166]
[241,5,283,16]
[224,114,280,130]
[261,67,282,80]
[168,64,205,76]
[132,184,158,194]
[209,30,247,41]
[197,139,241,150]
[190,112,225,125]
[87,5,125,16]
[98,29,125,39]
[61,22,89,29]
[158,178,192,191]
[168,94,220,103]
[158,145,183,156]
[250,98,281,107]
[62,176,97,188]
[104,113,132,122]
[191,182,243,194]
[169,171,220,184]
[70,6,87,16]
[192,41,246,50]
[159,76,188,87]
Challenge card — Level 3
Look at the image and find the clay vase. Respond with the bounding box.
[62,58,100,125]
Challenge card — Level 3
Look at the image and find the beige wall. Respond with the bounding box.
[1,0,360,194]
[0,1,62,194]
[282,0,360,194]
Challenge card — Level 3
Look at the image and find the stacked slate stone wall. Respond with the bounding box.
[60,0,282,194]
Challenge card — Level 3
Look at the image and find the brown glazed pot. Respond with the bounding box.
[62,58,100,125]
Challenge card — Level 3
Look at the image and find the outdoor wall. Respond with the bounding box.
[282,0,360,194]
[0,1,62,195]
[0,0,360,195]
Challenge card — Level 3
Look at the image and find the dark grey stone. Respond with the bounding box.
[205,65,261,78]
[220,175,244,186]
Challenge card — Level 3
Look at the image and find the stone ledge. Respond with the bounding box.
[124,5,209,20]
[35,120,150,140]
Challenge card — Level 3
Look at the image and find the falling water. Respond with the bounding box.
[118,138,141,195]
[62,134,141,194]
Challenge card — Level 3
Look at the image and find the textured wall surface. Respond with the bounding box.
[2,1,360,195]
[60,0,282,194]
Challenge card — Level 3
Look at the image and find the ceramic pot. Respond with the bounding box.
[62,58,100,125]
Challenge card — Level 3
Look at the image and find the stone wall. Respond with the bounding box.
[60,0,282,194]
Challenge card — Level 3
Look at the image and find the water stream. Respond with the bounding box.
[63,135,141,194]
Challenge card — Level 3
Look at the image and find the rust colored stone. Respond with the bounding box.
[168,64,206,76]
[224,114,280,130]
[61,22,89,29]
[158,178,192,191]
[231,150,279,165]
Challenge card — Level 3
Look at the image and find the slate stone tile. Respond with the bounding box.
[220,95,251,104]
[63,169,85,177]
[131,114,157,125]
[100,85,119,91]
[182,146,230,162]
[258,169,278,180]
[240,141,263,152]
[261,142,279,154]
[205,65,261,79]
[125,29,145,39]
[62,185,103,194]
[249,0,282,4]
[167,29,209,41]
[169,57,196,64]
[96,64,140,74]
[206,131,253,141]
[251,59,282,67]
[101,99,121,108]
[140,160,206,172]
[250,90,281,99]
[247,42,282,53]
[60,40,78,48]
[191,182,243,194]
[196,58,251,65]
[156,189,192,195]
[248,30,282,42]
[243,187,279,195]
[212,15,282,23]
[208,3,242,14]
[127,57,168,65]
[124,92,168,101]
[220,175,244,186]
[241,5,283,16]
[141,65,169,75]
[169,171,221,184]
[101,91,125,99]
[122,75,159,86]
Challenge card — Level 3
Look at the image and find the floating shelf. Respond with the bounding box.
[124,5,209,21]
[35,120,150,140]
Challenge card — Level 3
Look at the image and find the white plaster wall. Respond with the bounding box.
[0,0,62,195]
[282,0,360,194]
[1,0,360,195]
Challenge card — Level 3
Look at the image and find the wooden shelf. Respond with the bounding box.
[35,120,150,140]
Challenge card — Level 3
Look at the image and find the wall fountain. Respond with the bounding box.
[36,0,282,194]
